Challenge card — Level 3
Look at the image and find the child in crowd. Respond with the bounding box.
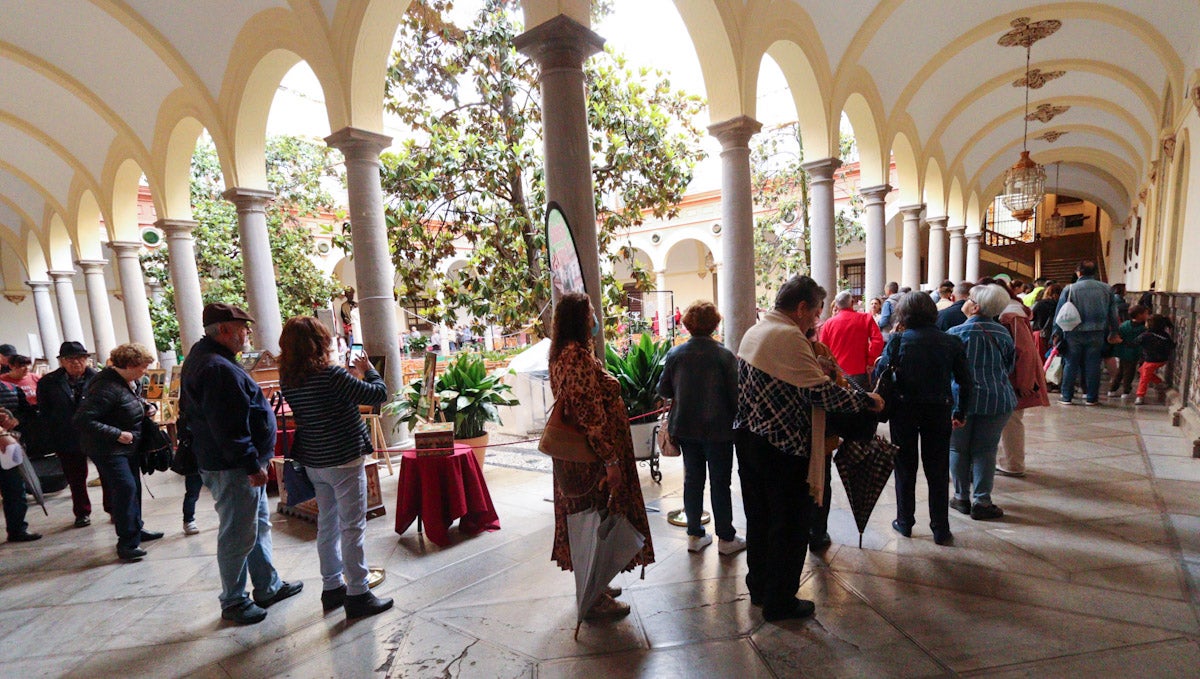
[1108,304,1148,398]
[1134,315,1176,405]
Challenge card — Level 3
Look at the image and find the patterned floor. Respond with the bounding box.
[0,398,1197,678]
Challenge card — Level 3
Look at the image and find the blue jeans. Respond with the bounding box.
[92,455,143,550]
[201,469,282,610]
[1,464,29,538]
[307,464,370,596]
[182,473,203,523]
[677,438,735,540]
[1062,331,1106,403]
[950,412,1010,506]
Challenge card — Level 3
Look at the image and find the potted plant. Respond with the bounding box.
[605,333,671,460]
[383,352,518,467]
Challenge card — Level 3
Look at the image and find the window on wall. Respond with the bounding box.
[842,261,865,299]
[403,299,437,331]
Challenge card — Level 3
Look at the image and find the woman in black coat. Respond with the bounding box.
[73,343,159,561]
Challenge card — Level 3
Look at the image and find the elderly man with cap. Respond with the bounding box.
[37,342,102,527]
[181,302,302,625]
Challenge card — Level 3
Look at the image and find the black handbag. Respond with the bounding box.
[874,337,901,423]
[138,417,174,475]
[169,418,197,476]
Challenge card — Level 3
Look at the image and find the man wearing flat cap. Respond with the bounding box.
[37,342,102,527]
[181,302,302,625]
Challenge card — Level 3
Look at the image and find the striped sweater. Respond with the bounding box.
[947,317,1016,416]
[280,366,388,468]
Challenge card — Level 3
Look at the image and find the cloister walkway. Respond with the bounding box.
[0,400,1197,677]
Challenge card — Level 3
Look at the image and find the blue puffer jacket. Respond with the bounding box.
[180,336,276,475]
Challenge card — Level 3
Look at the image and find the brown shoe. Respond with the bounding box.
[584,593,630,620]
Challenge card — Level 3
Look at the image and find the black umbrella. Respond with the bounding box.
[834,435,899,548]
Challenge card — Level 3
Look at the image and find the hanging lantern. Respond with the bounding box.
[1044,162,1066,236]
[1001,151,1045,223]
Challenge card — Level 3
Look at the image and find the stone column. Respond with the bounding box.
[965,232,982,283]
[48,270,86,345]
[324,128,404,401]
[947,225,966,284]
[899,204,925,290]
[26,280,61,363]
[158,219,205,354]
[76,260,117,360]
[223,188,283,354]
[925,216,948,288]
[861,184,891,301]
[708,116,762,354]
[108,242,157,354]
[515,15,606,357]
[803,157,843,313]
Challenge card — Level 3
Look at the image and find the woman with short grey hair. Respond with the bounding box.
[945,285,1016,521]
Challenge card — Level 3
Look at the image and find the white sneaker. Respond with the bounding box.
[1134,397,1145,406]
[183,521,199,535]
[687,534,713,552]
[717,536,747,555]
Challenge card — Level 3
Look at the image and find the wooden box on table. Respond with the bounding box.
[271,457,386,522]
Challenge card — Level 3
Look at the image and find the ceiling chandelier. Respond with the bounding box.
[999,17,1061,223]
[1044,162,1066,237]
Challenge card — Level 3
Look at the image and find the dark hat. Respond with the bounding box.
[202,302,255,326]
[0,344,15,357]
[57,341,90,358]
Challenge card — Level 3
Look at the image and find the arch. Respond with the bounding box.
[338,0,414,132]
[46,213,75,271]
[219,5,343,188]
[947,176,966,225]
[889,131,922,204]
[107,156,146,242]
[922,157,947,217]
[70,188,105,261]
[966,192,983,232]
[612,246,654,281]
[763,41,831,159]
[661,238,718,308]
[670,0,747,122]
[841,91,886,186]
[153,116,205,220]
[24,229,51,280]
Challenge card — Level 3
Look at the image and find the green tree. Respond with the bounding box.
[381,0,705,337]
[751,123,865,306]
[143,136,342,352]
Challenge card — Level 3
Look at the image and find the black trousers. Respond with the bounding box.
[1109,358,1138,394]
[806,450,833,539]
[735,429,811,617]
[92,454,143,550]
[889,403,952,532]
[0,465,29,538]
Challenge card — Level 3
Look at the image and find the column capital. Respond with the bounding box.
[966,232,982,243]
[47,269,77,281]
[156,218,199,237]
[222,187,275,212]
[860,184,892,204]
[947,224,967,235]
[898,203,926,219]
[25,280,51,291]
[514,14,604,69]
[76,260,108,273]
[107,241,143,256]
[926,215,949,230]
[800,157,843,181]
[325,127,392,160]
[708,116,763,150]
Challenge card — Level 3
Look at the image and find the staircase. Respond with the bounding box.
[978,230,1102,284]
[1038,232,1102,283]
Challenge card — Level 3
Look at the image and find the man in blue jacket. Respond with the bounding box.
[181,303,302,624]
[1053,260,1120,406]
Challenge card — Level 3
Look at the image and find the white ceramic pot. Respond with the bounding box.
[630,421,657,460]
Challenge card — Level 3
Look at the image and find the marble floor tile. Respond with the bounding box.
[627,575,758,647]
[64,636,242,679]
[348,617,535,679]
[967,637,1200,679]
[539,638,772,679]
[1141,433,1197,457]
[1155,479,1200,515]
[1069,560,1192,601]
[1148,454,1200,483]
[1137,419,1190,439]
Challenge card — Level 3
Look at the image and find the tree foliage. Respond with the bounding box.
[381,0,705,336]
[751,123,865,307]
[143,136,342,351]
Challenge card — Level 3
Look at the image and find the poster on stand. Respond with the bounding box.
[546,202,586,296]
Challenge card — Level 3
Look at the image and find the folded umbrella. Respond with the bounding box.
[834,435,899,548]
[566,506,645,639]
[17,453,47,516]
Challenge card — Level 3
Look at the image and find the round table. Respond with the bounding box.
[394,443,500,546]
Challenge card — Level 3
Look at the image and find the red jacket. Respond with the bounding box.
[818,309,885,376]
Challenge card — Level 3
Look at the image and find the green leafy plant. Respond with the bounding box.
[604,333,671,420]
[407,334,429,353]
[383,353,518,439]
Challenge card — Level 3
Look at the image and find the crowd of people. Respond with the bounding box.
[0,260,1179,632]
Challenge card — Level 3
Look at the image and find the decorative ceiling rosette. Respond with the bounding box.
[1035,130,1068,143]
[997,17,1062,48]
[1013,68,1065,89]
[1026,103,1070,123]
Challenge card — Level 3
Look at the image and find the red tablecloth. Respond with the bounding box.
[394,443,500,546]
